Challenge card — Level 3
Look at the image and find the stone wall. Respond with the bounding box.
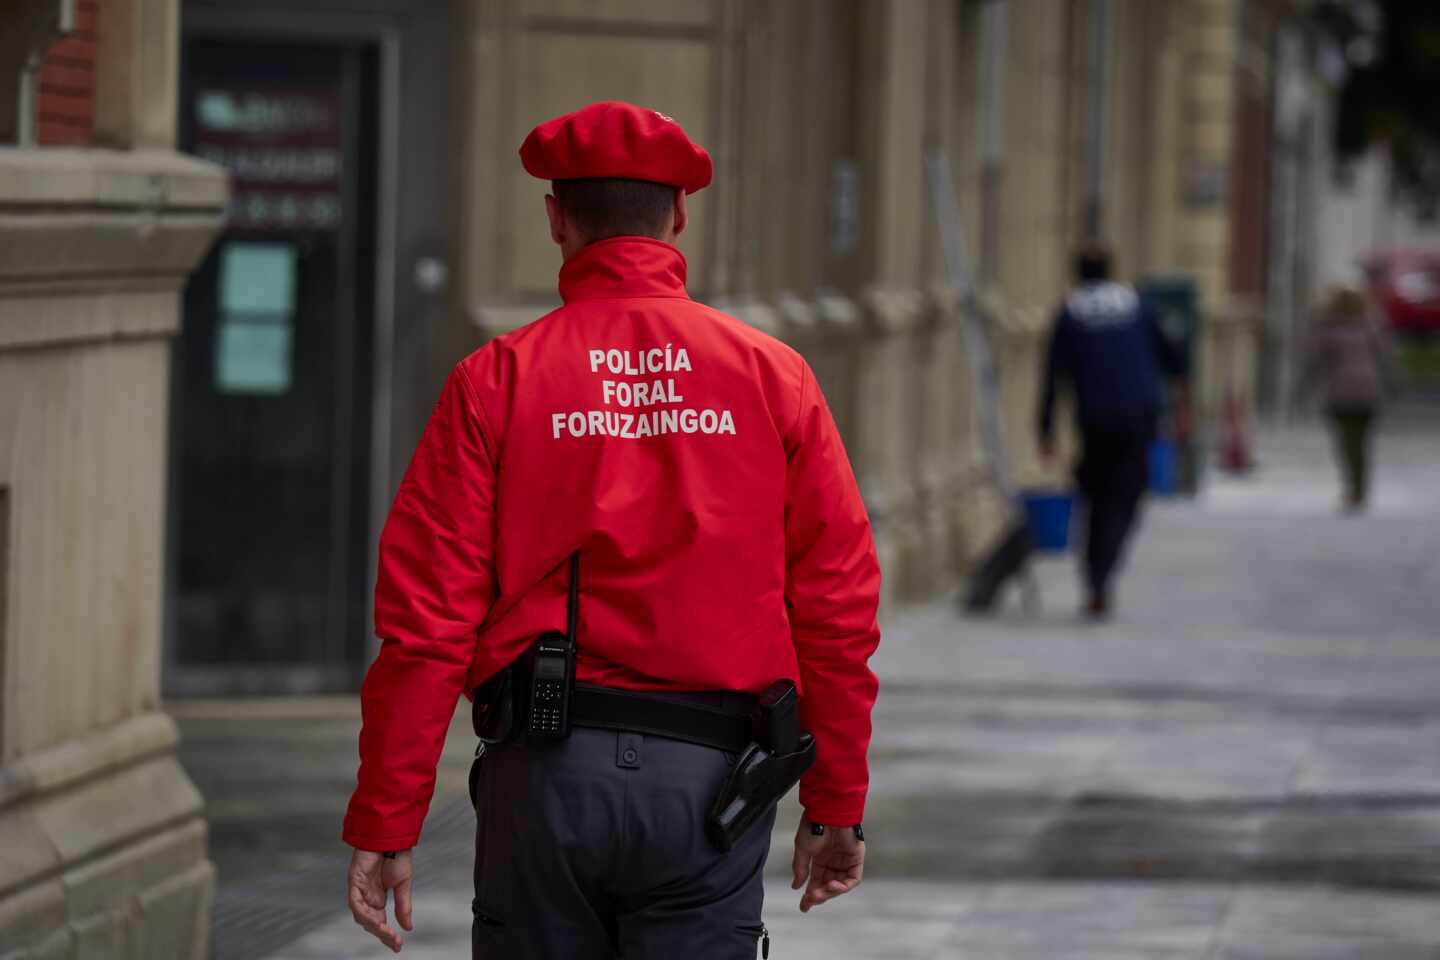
[0,103,226,960]
[0,0,227,954]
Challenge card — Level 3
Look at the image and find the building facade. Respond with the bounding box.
[0,1,1328,955]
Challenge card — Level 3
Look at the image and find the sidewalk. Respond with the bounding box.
[272,879,1440,960]
[181,417,1440,959]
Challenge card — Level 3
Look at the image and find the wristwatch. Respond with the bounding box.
[808,823,866,841]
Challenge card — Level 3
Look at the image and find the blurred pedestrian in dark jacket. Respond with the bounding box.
[1301,284,1402,512]
[1037,244,1182,619]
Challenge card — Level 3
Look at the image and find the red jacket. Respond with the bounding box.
[344,237,881,852]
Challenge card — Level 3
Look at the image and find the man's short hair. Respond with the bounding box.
[552,178,676,241]
[1074,243,1112,283]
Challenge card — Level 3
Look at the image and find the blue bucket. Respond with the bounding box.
[1149,438,1178,496]
[1021,491,1074,552]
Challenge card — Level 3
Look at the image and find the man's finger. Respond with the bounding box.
[349,888,394,936]
[800,878,830,913]
[791,846,811,890]
[800,875,862,913]
[354,910,403,953]
[370,922,403,953]
[394,877,414,931]
[351,905,398,944]
[348,855,404,952]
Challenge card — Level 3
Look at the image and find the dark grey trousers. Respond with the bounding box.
[471,727,774,959]
[1076,414,1156,601]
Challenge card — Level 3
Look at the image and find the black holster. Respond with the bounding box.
[706,680,817,853]
[472,662,522,745]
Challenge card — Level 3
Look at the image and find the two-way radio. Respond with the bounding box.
[525,553,580,741]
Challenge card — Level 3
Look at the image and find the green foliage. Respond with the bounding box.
[1398,338,1440,384]
[1321,1,1440,212]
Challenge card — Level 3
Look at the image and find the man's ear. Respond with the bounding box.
[671,188,688,239]
[545,194,566,246]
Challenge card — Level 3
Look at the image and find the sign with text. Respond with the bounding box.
[192,85,344,234]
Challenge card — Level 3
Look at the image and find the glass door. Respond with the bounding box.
[169,37,377,692]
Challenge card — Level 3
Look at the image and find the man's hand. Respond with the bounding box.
[347,848,413,953]
[791,816,865,913]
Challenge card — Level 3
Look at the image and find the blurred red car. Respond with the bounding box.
[1366,251,1440,334]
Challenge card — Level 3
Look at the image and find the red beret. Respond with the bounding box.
[519,101,712,194]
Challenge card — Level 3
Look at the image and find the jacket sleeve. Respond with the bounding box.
[783,362,882,826]
[343,365,498,851]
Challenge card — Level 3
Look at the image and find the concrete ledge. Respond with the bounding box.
[0,148,229,212]
[0,211,227,285]
[470,291,871,343]
[0,148,227,352]
[0,752,205,900]
[0,711,180,809]
[0,756,209,957]
[860,285,929,334]
[709,296,784,336]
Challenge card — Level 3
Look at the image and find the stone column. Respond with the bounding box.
[845,0,933,611]
[908,289,970,593]
[852,290,925,609]
[1176,0,1254,426]
[993,0,1072,495]
[905,0,967,600]
[1177,0,1239,305]
[0,115,227,960]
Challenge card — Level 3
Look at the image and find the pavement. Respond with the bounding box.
[174,409,1440,959]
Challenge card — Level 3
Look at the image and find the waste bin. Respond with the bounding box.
[1138,274,1202,495]
[1149,437,1179,496]
[1021,491,1074,552]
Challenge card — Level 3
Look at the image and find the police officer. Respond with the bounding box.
[343,101,881,957]
[1038,243,1182,619]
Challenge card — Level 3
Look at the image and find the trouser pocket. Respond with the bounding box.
[468,741,485,810]
[472,742,511,932]
[738,922,770,958]
[471,903,508,958]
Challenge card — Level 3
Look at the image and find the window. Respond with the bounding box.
[215,242,297,395]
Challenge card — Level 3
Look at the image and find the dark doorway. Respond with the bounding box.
[170,37,377,692]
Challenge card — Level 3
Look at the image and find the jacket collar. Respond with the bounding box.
[558,236,690,303]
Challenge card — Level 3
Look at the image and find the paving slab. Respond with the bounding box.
[267,878,1440,960]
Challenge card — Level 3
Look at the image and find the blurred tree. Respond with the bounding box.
[1317,0,1440,213]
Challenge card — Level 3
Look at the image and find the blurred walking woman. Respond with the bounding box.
[1302,285,1401,512]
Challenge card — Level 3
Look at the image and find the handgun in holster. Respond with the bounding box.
[706,680,817,853]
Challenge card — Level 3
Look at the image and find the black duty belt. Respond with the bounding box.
[569,684,754,753]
